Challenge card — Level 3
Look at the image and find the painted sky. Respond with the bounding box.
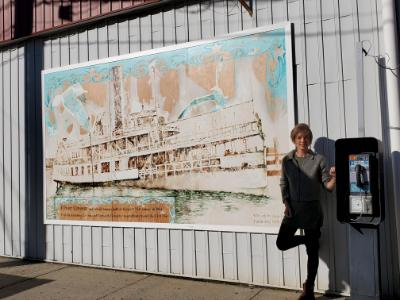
[43,28,288,150]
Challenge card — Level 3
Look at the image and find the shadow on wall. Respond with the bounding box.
[25,40,46,260]
[393,151,400,195]
[314,137,350,294]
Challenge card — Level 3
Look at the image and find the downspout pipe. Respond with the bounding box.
[381,0,400,285]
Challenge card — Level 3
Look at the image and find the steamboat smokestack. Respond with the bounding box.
[110,66,125,135]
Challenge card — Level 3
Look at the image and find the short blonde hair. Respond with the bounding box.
[290,123,313,143]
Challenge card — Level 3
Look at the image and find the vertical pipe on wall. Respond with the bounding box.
[381,0,400,290]
[355,43,365,137]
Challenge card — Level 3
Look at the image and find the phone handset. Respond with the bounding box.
[355,164,369,190]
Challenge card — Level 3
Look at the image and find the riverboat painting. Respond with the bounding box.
[42,24,294,230]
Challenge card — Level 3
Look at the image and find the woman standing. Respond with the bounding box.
[276,123,336,300]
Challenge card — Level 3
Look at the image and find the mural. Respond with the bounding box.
[42,25,294,230]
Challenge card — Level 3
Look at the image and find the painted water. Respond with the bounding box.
[47,183,270,225]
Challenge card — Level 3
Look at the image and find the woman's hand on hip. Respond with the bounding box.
[284,201,292,218]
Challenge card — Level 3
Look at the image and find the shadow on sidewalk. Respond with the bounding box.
[0,273,52,299]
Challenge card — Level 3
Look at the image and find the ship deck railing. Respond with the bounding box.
[138,157,222,178]
[55,122,261,164]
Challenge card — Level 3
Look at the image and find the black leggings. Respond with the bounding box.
[276,222,321,287]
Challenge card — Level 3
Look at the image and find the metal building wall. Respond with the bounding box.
[0,46,25,258]
[0,0,158,42]
[0,0,398,297]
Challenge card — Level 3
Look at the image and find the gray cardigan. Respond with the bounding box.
[280,150,331,203]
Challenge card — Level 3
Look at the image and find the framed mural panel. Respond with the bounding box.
[42,23,295,233]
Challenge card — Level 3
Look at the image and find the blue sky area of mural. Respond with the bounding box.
[44,28,287,131]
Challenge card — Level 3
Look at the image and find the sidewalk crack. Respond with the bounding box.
[248,288,263,300]
[96,274,152,300]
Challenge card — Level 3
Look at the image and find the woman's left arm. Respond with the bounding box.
[325,167,336,191]
[320,157,336,191]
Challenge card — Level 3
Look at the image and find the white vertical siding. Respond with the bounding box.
[118,21,130,55]
[10,48,20,258]
[236,233,252,282]
[18,46,25,258]
[182,230,195,276]
[289,0,308,123]
[151,12,164,49]
[222,232,237,281]
[92,227,102,266]
[123,228,135,269]
[157,229,170,273]
[256,0,272,27]
[102,227,113,267]
[266,234,283,286]
[3,49,12,257]
[129,18,141,52]
[163,9,175,46]
[214,0,228,36]
[251,234,268,285]
[72,226,82,264]
[113,228,124,269]
[54,225,63,262]
[283,246,300,288]
[195,231,209,277]
[146,229,158,272]
[140,15,152,50]
[63,226,73,263]
[209,231,223,279]
[69,33,79,64]
[82,226,92,264]
[227,1,241,34]
[0,0,398,298]
[200,1,214,39]
[45,225,54,261]
[78,31,89,63]
[170,229,183,274]
[135,228,146,270]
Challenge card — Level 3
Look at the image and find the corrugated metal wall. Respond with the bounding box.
[0,46,25,258]
[0,0,399,297]
[0,0,158,42]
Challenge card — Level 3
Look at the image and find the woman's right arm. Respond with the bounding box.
[280,159,292,217]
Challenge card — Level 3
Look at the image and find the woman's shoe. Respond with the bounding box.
[298,282,315,300]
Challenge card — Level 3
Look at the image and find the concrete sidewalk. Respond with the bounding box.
[0,257,347,300]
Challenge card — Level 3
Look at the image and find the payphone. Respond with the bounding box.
[349,153,373,215]
[335,138,383,225]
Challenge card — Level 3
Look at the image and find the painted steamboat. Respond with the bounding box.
[52,66,281,195]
